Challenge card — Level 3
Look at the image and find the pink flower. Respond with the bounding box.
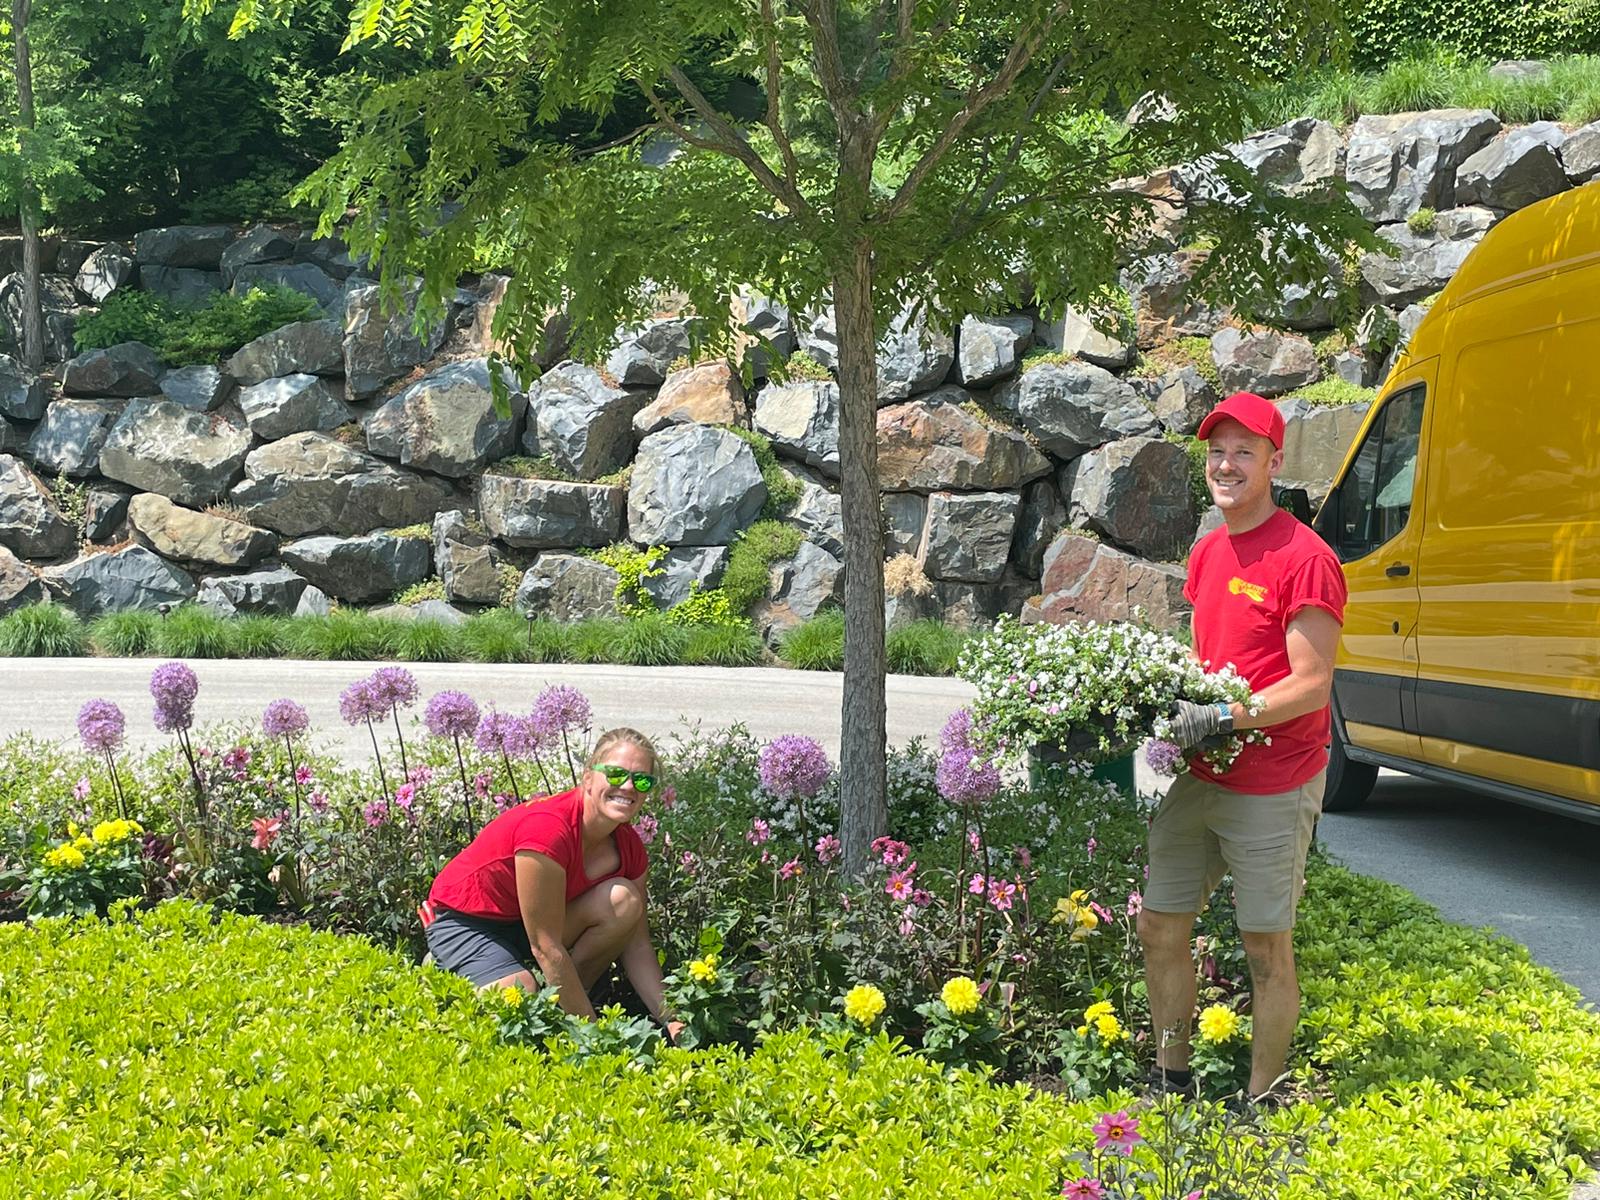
[746,819,771,846]
[885,868,915,902]
[1090,901,1114,925]
[987,877,1018,911]
[679,851,698,874]
[223,745,251,771]
[898,909,917,937]
[658,783,677,810]
[968,873,987,895]
[1061,1180,1105,1200]
[778,857,802,880]
[1126,890,1143,917]
[968,829,981,851]
[394,783,416,810]
[911,888,933,907]
[1183,1193,1202,1200]
[309,790,329,814]
[294,765,314,786]
[1086,837,1097,859]
[72,776,92,802]
[1091,1110,1142,1156]
[1015,845,1032,870]
[493,791,516,813]
[636,814,659,845]
[814,834,840,864]
[473,772,492,799]
[250,815,283,850]
[870,836,910,866]
[407,765,435,786]
[362,800,389,828]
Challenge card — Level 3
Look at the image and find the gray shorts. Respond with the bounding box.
[424,908,533,987]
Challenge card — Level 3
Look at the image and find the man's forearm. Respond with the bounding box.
[1229,672,1332,731]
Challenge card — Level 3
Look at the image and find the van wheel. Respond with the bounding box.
[1323,726,1378,812]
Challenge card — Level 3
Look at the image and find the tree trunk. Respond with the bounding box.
[12,0,44,370]
[832,234,888,875]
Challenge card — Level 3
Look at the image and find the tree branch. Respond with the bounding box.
[958,54,1069,229]
[760,0,806,206]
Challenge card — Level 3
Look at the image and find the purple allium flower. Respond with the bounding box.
[758,735,832,800]
[150,662,199,733]
[936,745,1001,805]
[939,707,978,753]
[368,666,419,710]
[262,698,310,740]
[77,699,126,754]
[339,679,384,725]
[474,706,523,757]
[1144,739,1185,776]
[529,685,592,739]
[424,690,481,739]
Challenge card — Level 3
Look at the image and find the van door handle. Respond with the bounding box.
[1385,563,1411,577]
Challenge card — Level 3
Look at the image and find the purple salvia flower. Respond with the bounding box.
[339,679,384,725]
[936,744,1001,805]
[368,666,419,709]
[424,690,481,739]
[150,662,199,733]
[758,735,832,800]
[1145,738,1185,776]
[76,699,126,754]
[529,685,592,738]
[262,699,310,740]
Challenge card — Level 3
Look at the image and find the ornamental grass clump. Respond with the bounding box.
[76,699,129,818]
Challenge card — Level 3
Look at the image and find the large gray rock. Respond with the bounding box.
[229,432,456,536]
[0,272,78,361]
[342,282,457,401]
[1062,436,1195,561]
[733,291,794,378]
[227,319,344,385]
[367,357,522,477]
[919,490,1021,583]
[1124,251,1227,347]
[643,545,730,610]
[1209,327,1320,397]
[159,365,234,412]
[1455,122,1569,212]
[515,553,620,621]
[784,465,844,559]
[955,313,1033,387]
[196,566,311,617]
[1560,120,1600,183]
[133,225,234,269]
[279,531,432,603]
[74,243,135,303]
[295,233,361,280]
[127,493,277,568]
[763,541,842,624]
[0,545,43,614]
[61,343,164,398]
[220,225,297,285]
[526,361,643,479]
[83,487,131,543]
[0,354,44,420]
[933,571,1034,630]
[139,267,223,306]
[632,362,747,435]
[240,374,355,440]
[606,318,695,387]
[753,380,840,476]
[476,474,625,549]
[1152,365,1219,436]
[44,545,197,617]
[54,241,98,279]
[1231,117,1343,193]
[797,307,840,370]
[991,362,1160,458]
[98,400,253,507]
[628,424,766,546]
[0,455,75,558]
[883,492,928,558]
[1037,305,1135,370]
[1011,477,1066,579]
[876,389,1051,491]
[1028,530,1189,632]
[1358,207,1494,307]
[876,309,955,402]
[1276,396,1372,499]
[26,400,124,477]
[231,262,343,312]
[1344,108,1501,223]
[432,510,503,606]
[0,416,24,455]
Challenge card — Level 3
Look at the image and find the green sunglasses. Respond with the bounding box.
[594,764,658,794]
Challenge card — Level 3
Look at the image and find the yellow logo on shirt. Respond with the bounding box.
[1228,576,1269,603]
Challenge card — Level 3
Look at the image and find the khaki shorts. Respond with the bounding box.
[1144,770,1325,933]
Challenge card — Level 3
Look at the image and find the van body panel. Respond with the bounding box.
[1416,735,1600,805]
[1344,720,1421,760]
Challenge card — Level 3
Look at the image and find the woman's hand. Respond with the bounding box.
[665,1019,686,1043]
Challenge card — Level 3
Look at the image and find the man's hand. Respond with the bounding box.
[1169,700,1224,750]
[665,1019,686,1043]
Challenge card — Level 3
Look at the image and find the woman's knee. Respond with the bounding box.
[599,877,644,928]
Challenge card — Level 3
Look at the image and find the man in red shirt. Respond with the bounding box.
[1137,391,1347,1104]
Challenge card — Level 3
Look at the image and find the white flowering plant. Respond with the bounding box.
[958,616,1265,772]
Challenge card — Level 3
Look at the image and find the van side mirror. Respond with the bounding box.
[1276,486,1313,525]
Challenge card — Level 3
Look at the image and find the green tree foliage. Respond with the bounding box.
[202,0,1374,868]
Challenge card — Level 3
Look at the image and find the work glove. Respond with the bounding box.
[1168,700,1225,751]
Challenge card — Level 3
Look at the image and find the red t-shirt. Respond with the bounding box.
[1183,509,1347,794]
[428,787,648,920]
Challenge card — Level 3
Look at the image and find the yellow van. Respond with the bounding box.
[1314,183,1600,819]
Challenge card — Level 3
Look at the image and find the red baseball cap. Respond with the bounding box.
[1196,391,1285,449]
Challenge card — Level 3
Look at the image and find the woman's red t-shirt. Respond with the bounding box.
[1183,508,1348,794]
[427,788,648,920]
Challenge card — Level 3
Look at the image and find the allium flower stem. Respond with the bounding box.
[366,717,391,798]
[451,735,476,837]
[499,746,522,804]
[176,727,207,823]
[283,738,305,826]
[954,806,970,965]
[391,701,410,779]
[102,749,128,820]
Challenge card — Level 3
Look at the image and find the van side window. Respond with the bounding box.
[1324,385,1424,562]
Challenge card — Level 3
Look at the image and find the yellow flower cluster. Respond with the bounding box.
[92,819,142,846]
[687,954,719,983]
[500,985,524,1007]
[1076,1000,1129,1042]
[843,983,886,1026]
[941,976,982,1016]
[42,819,142,871]
[1197,1003,1240,1043]
[1051,890,1100,941]
[43,844,86,870]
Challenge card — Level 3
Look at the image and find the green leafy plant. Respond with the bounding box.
[1286,378,1375,408]
[886,620,967,676]
[393,577,447,606]
[588,542,667,615]
[152,604,236,658]
[0,604,88,656]
[89,611,162,656]
[75,287,321,366]
[724,426,802,518]
[720,521,804,613]
[1406,206,1437,235]
[679,620,765,666]
[389,618,463,662]
[777,608,845,670]
[23,817,147,918]
[775,351,833,382]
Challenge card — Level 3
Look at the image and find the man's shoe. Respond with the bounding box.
[1225,1071,1298,1116]
[1141,1064,1198,1100]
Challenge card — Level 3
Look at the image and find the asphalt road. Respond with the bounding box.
[4,658,1596,1002]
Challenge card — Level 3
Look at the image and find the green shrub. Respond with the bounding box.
[662,584,746,629]
[588,543,666,615]
[1287,378,1376,408]
[389,618,463,662]
[680,620,765,666]
[281,611,397,660]
[522,617,575,663]
[721,521,804,613]
[777,608,845,670]
[886,620,967,676]
[75,287,321,367]
[88,610,161,656]
[776,350,832,382]
[72,291,173,353]
[458,608,531,664]
[1131,335,1221,391]
[1406,207,1437,235]
[228,615,288,658]
[152,604,235,658]
[1021,348,1075,372]
[393,578,447,606]
[0,604,87,657]
[607,613,691,666]
[724,427,802,518]
[567,617,628,663]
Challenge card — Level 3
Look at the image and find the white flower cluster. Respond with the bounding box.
[958,615,1262,769]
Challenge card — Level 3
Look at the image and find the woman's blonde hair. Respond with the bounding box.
[586,727,658,772]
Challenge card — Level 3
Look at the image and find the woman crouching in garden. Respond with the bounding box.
[420,726,682,1039]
